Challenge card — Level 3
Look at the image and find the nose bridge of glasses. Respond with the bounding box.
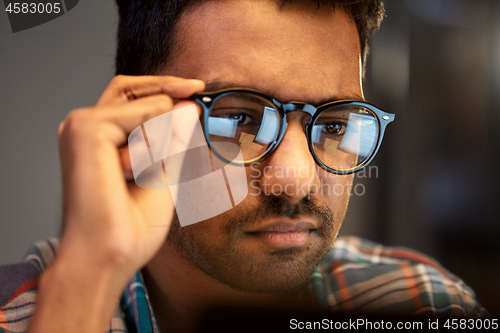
[272,102,316,148]
[281,102,316,132]
[282,102,317,116]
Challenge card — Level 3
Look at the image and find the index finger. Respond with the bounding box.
[96,75,205,106]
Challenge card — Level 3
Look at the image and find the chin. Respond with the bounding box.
[198,243,331,294]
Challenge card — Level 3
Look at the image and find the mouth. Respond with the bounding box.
[245,221,318,248]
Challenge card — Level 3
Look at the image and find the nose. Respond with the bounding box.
[257,112,320,203]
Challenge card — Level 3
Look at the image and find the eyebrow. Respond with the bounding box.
[204,81,365,106]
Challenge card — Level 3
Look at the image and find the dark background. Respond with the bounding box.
[1,0,498,316]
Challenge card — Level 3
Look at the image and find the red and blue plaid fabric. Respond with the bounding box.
[311,237,486,316]
[0,236,487,332]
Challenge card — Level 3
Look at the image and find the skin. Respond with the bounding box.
[27,1,363,332]
[146,1,363,331]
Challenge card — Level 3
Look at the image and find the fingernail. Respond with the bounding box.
[188,79,205,85]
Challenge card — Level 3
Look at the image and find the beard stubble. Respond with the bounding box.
[167,195,339,293]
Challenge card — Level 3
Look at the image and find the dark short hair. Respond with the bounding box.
[115,0,384,76]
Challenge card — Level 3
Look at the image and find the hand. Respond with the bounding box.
[58,75,204,275]
[28,75,205,332]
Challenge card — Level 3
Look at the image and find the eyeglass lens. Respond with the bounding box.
[312,105,378,171]
[204,92,379,172]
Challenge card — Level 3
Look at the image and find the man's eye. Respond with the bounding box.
[212,108,259,126]
[224,113,252,126]
[321,121,346,136]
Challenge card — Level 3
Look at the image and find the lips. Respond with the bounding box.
[246,221,317,248]
[247,221,317,232]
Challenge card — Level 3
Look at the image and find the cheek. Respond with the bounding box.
[178,220,226,251]
[246,164,265,196]
[244,163,354,200]
[319,170,354,211]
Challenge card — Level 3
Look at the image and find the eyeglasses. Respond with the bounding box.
[191,88,394,175]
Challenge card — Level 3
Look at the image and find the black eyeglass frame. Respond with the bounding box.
[190,88,395,175]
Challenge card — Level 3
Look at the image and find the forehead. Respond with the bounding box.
[164,0,363,103]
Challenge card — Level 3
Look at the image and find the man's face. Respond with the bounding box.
[163,0,362,292]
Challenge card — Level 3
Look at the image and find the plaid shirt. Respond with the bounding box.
[0,236,487,332]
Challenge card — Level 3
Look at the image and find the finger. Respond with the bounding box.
[120,146,133,181]
[119,100,203,181]
[96,75,205,106]
[126,102,203,226]
[60,93,174,137]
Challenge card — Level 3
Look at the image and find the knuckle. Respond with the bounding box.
[57,120,66,139]
[59,108,95,141]
[65,108,89,124]
[109,75,127,90]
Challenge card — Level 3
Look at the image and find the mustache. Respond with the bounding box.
[223,196,335,237]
